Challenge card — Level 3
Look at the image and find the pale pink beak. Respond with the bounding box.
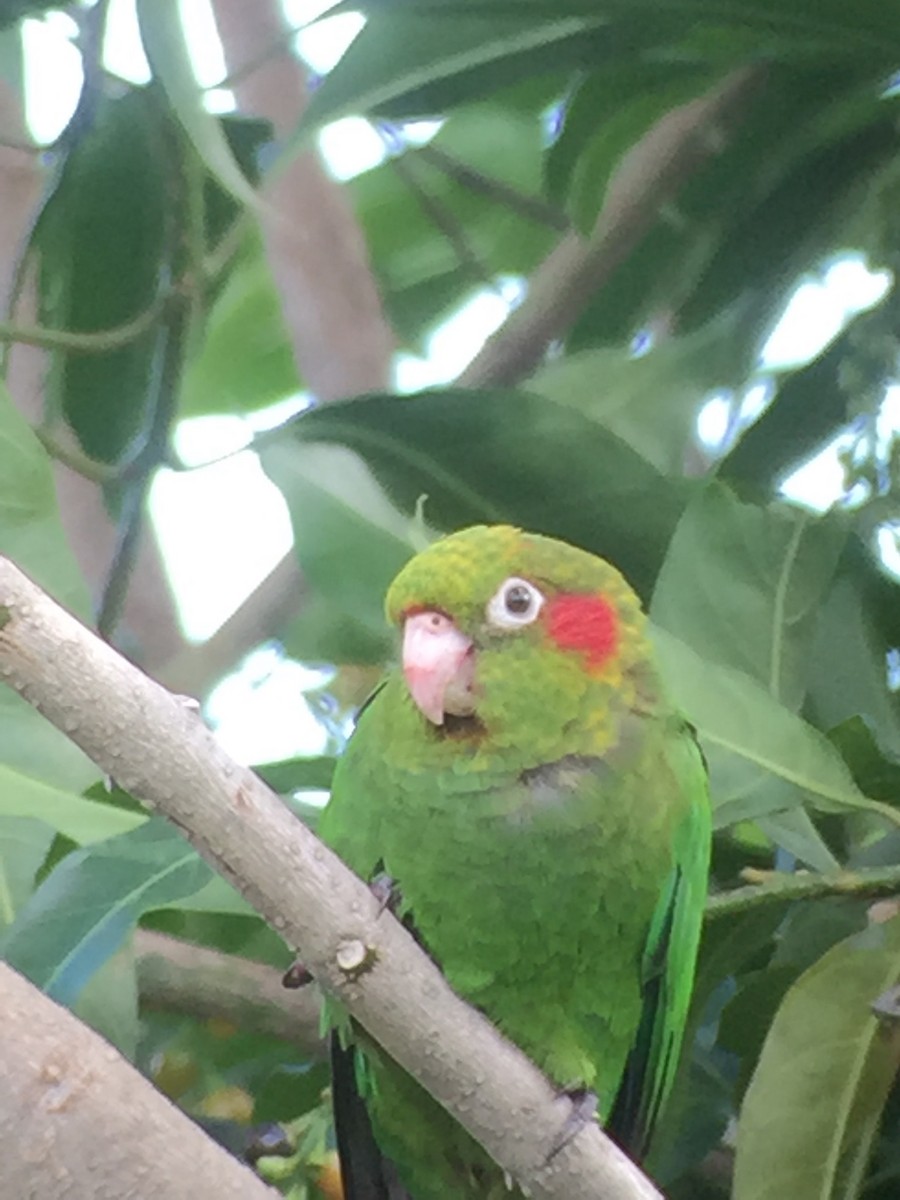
[402,611,476,725]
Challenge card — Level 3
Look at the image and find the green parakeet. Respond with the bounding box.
[318,524,710,1200]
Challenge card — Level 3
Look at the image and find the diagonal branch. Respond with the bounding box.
[0,555,661,1200]
[458,65,765,388]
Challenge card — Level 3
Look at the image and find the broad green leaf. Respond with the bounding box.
[34,89,168,464]
[0,389,103,797]
[721,313,870,491]
[283,593,393,666]
[0,388,88,613]
[829,717,900,807]
[652,484,846,710]
[180,235,301,416]
[299,10,606,130]
[254,756,336,795]
[807,556,900,760]
[734,918,900,1200]
[0,695,102,799]
[676,86,900,336]
[255,1062,332,1123]
[529,316,754,474]
[653,629,898,835]
[0,816,55,928]
[261,440,421,646]
[136,0,257,208]
[74,944,139,1059]
[275,389,693,601]
[0,767,145,844]
[170,873,255,915]
[757,808,840,874]
[329,0,899,48]
[1,819,210,1004]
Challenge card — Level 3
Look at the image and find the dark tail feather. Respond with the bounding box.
[330,1036,411,1200]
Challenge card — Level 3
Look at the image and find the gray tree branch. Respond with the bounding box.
[0,961,277,1200]
[134,928,323,1055]
[212,0,396,400]
[457,65,765,387]
[0,555,661,1200]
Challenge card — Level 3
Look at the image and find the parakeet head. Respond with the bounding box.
[385,526,654,755]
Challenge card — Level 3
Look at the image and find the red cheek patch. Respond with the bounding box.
[545,593,619,669]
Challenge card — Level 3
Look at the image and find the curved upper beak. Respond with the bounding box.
[402,611,475,725]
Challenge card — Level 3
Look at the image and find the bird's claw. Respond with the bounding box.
[547,1088,598,1161]
[370,871,402,916]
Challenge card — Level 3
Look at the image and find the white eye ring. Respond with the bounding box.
[486,576,545,629]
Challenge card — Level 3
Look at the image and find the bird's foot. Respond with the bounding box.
[547,1088,598,1161]
[370,871,402,916]
[281,960,314,989]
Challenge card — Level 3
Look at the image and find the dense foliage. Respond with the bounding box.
[2,3,900,1197]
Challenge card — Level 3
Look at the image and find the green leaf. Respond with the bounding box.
[529,316,754,473]
[1,819,210,1005]
[653,629,898,838]
[275,389,693,601]
[169,874,255,915]
[0,388,89,613]
[349,102,553,349]
[136,0,257,208]
[283,594,394,666]
[734,918,900,1200]
[757,808,840,875]
[298,10,606,130]
[652,484,846,710]
[807,550,900,759]
[829,717,900,807]
[260,439,420,654]
[0,767,145,844]
[255,1062,332,1123]
[34,89,169,464]
[573,71,896,350]
[254,756,336,795]
[0,816,55,928]
[180,235,301,416]
[74,944,139,1059]
[0,389,108,803]
[720,316,863,491]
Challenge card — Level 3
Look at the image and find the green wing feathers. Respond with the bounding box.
[610,726,710,1157]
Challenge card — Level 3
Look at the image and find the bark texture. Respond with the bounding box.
[0,963,276,1200]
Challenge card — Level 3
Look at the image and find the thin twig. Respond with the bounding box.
[705,864,900,920]
[390,152,498,294]
[32,426,118,484]
[416,142,571,232]
[0,301,164,353]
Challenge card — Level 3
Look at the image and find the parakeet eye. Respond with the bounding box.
[486,577,545,629]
